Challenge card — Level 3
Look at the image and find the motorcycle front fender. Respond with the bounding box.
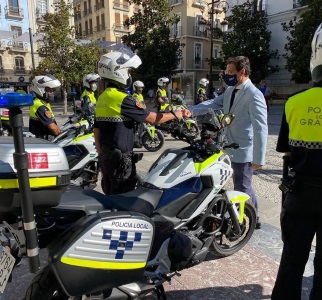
[225,191,249,223]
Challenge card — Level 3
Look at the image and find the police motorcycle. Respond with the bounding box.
[0,92,256,299]
[139,122,165,152]
[157,94,200,140]
[51,98,98,188]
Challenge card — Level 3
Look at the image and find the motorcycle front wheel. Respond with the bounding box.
[210,200,256,257]
[183,123,199,139]
[141,130,164,152]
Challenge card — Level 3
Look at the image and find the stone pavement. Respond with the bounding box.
[0,101,315,300]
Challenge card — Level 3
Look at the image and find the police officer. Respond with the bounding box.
[81,73,101,105]
[94,49,191,195]
[132,80,146,148]
[197,78,209,103]
[29,74,61,139]
[156,77,169,111]
[272,24,322,300]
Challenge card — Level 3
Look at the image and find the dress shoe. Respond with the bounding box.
[255,221,262,230]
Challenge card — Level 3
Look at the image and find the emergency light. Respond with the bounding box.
[0,92,33,108]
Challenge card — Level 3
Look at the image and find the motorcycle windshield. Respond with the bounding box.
[191,107,221,128]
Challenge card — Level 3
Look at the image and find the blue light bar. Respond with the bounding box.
[0,93,33,108]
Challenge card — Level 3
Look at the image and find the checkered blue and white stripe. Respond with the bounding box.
[220,169,231,185]
[102,229,142,259]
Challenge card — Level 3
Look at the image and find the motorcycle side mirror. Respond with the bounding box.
[220,113,234,127]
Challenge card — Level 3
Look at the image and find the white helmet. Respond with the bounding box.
[31,74,61,99]
[83,73,100,89]
[98,48,142,86]
[310,23,322,83]
[199,78,209,88]
[157,77,170,87]
[133,80,144,92]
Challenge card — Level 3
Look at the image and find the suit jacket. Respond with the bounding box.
[191,79,268,165]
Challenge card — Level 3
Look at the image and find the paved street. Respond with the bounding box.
[0,101,314,299]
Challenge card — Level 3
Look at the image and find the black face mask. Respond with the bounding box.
[224,74,238,86]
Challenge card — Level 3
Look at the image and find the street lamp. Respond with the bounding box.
[199,0,229,98]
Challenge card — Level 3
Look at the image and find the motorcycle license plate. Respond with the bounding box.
[0,246,15,293]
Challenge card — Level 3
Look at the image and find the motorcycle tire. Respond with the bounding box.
[183,123,199,139]
[210,200,256,257]
[23,265,69,300]
[141,130,164,152]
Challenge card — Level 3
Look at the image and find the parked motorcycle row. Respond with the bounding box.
[0,90,257,299]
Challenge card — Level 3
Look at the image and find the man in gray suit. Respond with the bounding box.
[191,56,268,229]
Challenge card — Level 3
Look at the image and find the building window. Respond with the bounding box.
[194,43,202,69]
[15,56,25,73]
[38,0,47,14]
[293,0,303,8]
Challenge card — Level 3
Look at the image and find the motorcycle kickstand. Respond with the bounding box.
[155,284,167,300]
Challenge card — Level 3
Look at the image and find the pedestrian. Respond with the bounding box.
[190,56,268,229]
[81,73,100,105]
[155,77,170,112]
[197,78,209,103]
[29,74,62,139]
[132,80,146,148]
[94,49,191,195]
[271,23,322,300]
[258,80,271,111]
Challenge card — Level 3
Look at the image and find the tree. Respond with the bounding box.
[282,0,322,83]
[221,0,279,84]
[32,1,102,114]
[122,0,183,89]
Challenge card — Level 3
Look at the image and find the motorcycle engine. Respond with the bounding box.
[168,232,193,271]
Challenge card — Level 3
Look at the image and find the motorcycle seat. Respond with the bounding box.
[57,186,163,217]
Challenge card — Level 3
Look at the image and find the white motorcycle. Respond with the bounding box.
[1,107,256,299]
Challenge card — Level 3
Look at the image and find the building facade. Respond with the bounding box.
[227,0,311,95]
[0,0,32,89]
[170,0,226,102]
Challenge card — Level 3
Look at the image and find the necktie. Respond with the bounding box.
[229,89,238,111]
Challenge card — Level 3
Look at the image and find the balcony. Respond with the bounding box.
[170,26,182,38]
[95,25,106,32]
[113,0,130,11]
[192,0,204,8]
[5,6,24,19]
[83,7,92,17]
[74,12,81,21]
[7,41,28,52]
[113,23,130,33]
[14,67,27,75]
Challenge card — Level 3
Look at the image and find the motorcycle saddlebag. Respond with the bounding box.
[48,211,154,297]
[0,137,70,212]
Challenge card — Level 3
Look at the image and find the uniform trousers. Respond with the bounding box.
[271,178,322,300]
[231,162,259,213]
[98,150,137,195]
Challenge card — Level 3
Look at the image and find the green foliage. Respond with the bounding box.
[122,0,183,89]
[32,1,102,89]
[282,0,322,83]
[221,0,279,84]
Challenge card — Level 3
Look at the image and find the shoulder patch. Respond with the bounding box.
[135,100,146,109]
[45,110,53,118]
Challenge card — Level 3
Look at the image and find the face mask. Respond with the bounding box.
[90,83,97,91]
[224,74,239,86]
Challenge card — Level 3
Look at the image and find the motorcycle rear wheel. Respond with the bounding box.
[210,200,256,257]
[23,265,70,300]
[141,130,164,152]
